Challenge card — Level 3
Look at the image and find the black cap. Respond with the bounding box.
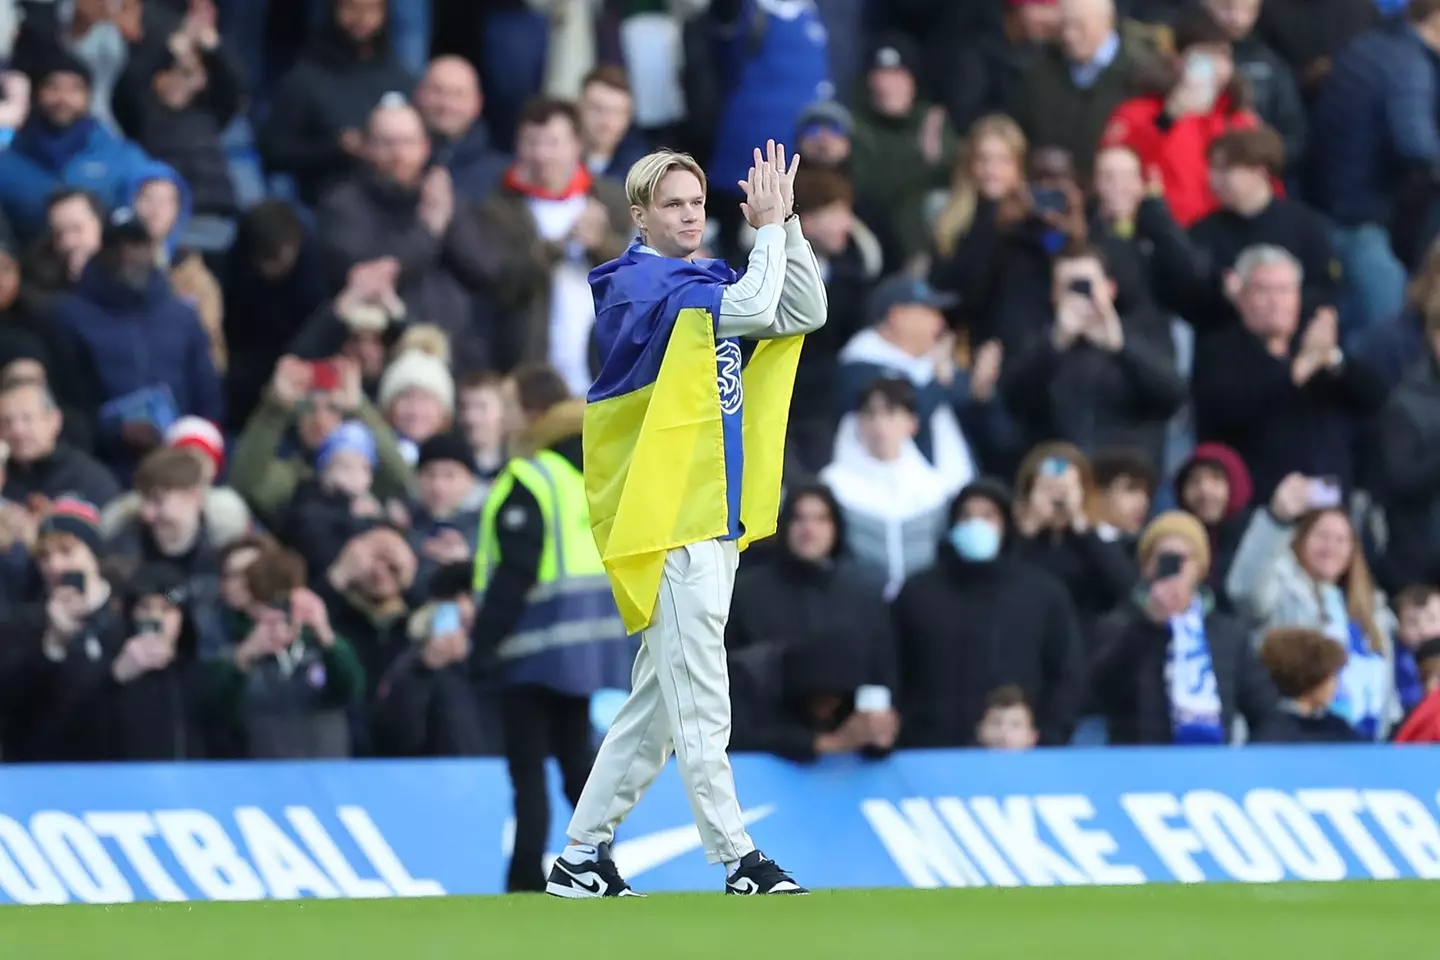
[103,208,152,249]
[952,477,1014,521]
[867,275,958,322]
[416,432,476,474]
[868,34,921,75]
[31,46,93,88]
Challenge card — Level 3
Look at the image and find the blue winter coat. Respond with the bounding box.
[50,260,223,462]
[709,0,832,196]
[0,118,152,240]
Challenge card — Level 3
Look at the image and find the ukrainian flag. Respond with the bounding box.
[584,245,804,634]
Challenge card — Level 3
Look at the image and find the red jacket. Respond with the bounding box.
[1100,94,1259,227]
[1395,690,1440,744]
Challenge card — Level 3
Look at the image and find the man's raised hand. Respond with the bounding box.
[737,147,787,229]
[764,139,801,219]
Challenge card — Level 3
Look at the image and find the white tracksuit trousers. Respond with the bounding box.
[566,538,755,865]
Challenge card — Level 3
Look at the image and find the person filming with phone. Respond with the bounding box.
[1100,8,1260,227]
[0,497,127,762]
[102,563,220,760]
[1091,510,1281,745]
[230,353,414,529]
[210,544,366,759]
[371,562,497,758]
[1010,443,1137,652]
[1001,242,1184,471]
[1225,473,1401,740]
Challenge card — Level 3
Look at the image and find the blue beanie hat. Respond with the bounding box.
[316,421,377,472]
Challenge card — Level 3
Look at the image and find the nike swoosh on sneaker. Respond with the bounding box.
[554,862,603,894]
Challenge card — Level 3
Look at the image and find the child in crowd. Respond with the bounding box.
[456,372,507,498]
[1394,640,1440,744]
[206,545,365,759]
[822,378,951,599]
[1393,586,1440,714]
[976,686,1038,751]
[1258,627,1359,743]
[407,433,481,596]
[283,421,380,575]
[1091,448,1158,556]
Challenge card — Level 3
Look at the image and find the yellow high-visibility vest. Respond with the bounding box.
[475,450,626,661]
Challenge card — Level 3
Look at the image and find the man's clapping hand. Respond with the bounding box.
[570,198,612,252]
[1291,307,1339,386]
[969,339,1003,402]
[0,502,39,551]
[737,141,796,229]
[418,166,455,236]
[0,73,30,130]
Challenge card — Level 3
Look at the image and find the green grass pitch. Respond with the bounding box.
[0,883,1429,959]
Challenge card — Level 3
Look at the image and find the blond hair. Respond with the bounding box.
[625,150,708,210]
[933,115,1027,258]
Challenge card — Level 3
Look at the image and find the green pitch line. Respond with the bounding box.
[1,883,1430,960]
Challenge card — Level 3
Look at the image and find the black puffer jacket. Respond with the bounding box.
[727,485,895,760]
[893,479,1086,747]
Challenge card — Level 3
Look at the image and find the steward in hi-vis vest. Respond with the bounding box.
[470,363,631,894]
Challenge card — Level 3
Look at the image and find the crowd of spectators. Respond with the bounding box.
[2,0,1440,766]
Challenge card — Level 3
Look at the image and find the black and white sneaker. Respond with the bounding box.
[725,850,808,895]
[545,844,642,899]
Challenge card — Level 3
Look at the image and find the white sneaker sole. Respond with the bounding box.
[546,880,604,899]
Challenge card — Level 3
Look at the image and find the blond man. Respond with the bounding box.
[545,142,826,898]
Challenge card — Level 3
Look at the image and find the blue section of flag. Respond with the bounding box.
[587,245,734,404]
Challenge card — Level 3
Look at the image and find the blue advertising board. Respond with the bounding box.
[0,746,1438,904]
